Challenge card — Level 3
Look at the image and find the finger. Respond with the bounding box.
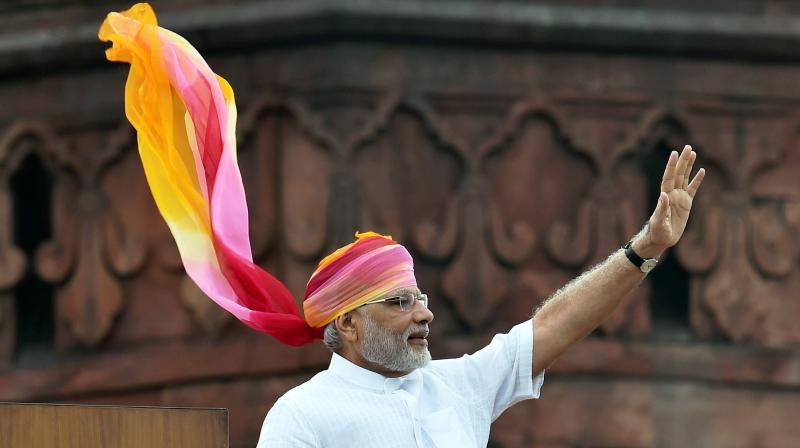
[673,145,692,189]
[683,151,696,189]
[653,192,670,223]
[687,168,706,198]
[660,150,679,192]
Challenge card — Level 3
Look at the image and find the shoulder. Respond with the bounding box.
[259,396,318,447]
[278,371,335,407]
[268,369,363,422]
[428,320,532,374]
[258,374,334,447]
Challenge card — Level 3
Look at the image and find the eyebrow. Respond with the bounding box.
[387,287,420,297]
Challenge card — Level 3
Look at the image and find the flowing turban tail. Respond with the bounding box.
[99,3,416,346]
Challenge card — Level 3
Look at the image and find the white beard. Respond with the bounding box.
[359,311,431,373]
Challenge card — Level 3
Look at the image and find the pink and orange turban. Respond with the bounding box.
[98,3,416,346]
[304,232,417,328]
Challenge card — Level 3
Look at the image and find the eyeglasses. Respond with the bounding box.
[363,292,429,312]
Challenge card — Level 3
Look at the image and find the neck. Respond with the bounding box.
[338,346,411,378]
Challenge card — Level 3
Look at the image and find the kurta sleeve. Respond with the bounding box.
[431,319,545,421]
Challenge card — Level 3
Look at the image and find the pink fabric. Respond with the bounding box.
[303,233,418,328]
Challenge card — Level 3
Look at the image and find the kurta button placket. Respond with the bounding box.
[384,377,424,447]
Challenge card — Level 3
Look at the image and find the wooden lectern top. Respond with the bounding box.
[0,402,228,448]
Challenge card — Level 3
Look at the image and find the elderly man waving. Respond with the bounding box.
[258,145,705,447]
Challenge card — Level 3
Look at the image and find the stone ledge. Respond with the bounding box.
[5,0,800,76]
[0,334,798,401]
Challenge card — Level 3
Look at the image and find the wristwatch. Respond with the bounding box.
[623,240,659,274]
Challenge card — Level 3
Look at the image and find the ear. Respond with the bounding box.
[335,310,360,344]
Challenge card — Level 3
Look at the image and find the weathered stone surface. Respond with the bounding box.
[653,382,800,448]
[0,333,329,401]
[492,378,800,448]
[493,379,654,447]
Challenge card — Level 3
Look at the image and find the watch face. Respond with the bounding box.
[641,259,658,273]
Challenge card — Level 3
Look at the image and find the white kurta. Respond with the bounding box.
[257,320,545,448]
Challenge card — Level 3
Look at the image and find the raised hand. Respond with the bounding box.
[637,145,706,257]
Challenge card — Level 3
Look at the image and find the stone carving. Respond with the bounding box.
[541,98,655,335]
[2,87,797,372]
[676,105,800,346]
[33,126,146,348]
[240,95,337,299]
[0,123,40,366]
[290,89,402,248]
[352,99,463,332]
[353,95,540,329]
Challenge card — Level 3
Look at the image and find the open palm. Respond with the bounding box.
[647,145,706,249]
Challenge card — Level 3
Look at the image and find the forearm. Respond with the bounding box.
[529,145,705,375]
[532,227,664,373]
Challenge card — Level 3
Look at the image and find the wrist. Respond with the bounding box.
[630,230,667,260]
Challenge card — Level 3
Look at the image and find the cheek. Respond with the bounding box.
[386,316,414,335]
[363,308,415,337]
[370,309,409,332]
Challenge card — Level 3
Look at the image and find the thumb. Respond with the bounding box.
[653,192,669,223]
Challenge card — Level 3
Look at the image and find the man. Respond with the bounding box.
[257,145,704,447]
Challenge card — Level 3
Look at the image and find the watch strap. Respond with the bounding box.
[623,240,645,268]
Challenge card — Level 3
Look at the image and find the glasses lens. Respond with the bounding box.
[382,293,428,311]
[398,295,414,311]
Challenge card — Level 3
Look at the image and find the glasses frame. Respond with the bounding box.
[364,293,428,311]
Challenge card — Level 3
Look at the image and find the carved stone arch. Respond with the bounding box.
[351,97,465,258]
[0,121,67,286]
[475,101,590,267]
[253,89,403,160]
[239,93,339,158]
[678,105,800,346]
[745,110,800,192]
[631,108,701,338]
[33,124,145,285]
[522,100,665,336]
[0,121,67,364]
[744,112,800,280]
[634,108,719,275]
[284,90,409,249]
[237,94,308,261]
[400,98,469,260]
[629,107,697,200]
[478,101,581,267]
[234,93,336,300]
[635,108,693,151]
[627,107,695,208]
[477,100,574,162]
[11,122,149,349]
[411,100,592,330]
[0,125,47,290]
[237,93,286,145]
[349,95,463,159]
[0,121,68,175]
[630,108,694,182]
[344,91,405,156]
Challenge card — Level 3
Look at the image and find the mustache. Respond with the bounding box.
[403,324,429,339]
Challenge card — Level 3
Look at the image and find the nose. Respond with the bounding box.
[413,300,434,324]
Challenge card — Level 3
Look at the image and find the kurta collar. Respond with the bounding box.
[328,352,422,394]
